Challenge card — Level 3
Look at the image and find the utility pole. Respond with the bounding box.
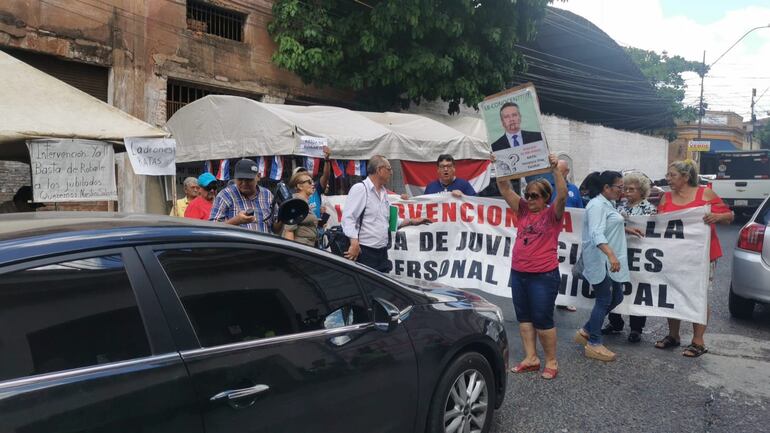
[696,50,706,139]
[750,88,756,150]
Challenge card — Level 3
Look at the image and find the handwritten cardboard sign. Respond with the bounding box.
[124,137,177,176]
[297,136,328,158]
[27,139,118,202]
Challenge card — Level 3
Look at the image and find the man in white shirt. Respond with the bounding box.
[342,155,430,272]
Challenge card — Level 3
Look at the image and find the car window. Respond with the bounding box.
[359,277,412,311]
[757,199,770,225]
[0,255,151,383]
[156,248,369,347]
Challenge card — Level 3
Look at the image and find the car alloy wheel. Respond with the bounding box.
[443,368,489,433]
[428,352,495,433]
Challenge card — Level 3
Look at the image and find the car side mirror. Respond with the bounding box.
[373,297,412,332]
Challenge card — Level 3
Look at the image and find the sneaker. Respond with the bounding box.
[585,344,617,362]
[601,324,622,335]
[573,329,589,346]
[628,331,642,343]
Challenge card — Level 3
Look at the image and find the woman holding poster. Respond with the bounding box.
[653,160,733,358]
[574,171,628,362]
[497,153,566,380]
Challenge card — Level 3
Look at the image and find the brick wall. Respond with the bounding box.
[0,161,31,203]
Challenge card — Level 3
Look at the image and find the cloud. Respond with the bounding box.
[553,0,770,119]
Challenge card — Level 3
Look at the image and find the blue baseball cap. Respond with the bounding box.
[198,172,217,188]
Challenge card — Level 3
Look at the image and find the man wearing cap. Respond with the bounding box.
[184,173,218,220]
[210,159,279,233]
[170,177,198,217]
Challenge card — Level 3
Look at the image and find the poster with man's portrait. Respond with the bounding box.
[480,83,550,180]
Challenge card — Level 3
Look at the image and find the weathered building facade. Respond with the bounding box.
[670,111,746,165]
[1,0,349,211]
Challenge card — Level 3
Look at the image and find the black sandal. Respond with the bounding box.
[683,343,708,358]
[654,335,680,349]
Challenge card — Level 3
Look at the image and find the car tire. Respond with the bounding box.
[729,284,755,319]
[427,352,495,433]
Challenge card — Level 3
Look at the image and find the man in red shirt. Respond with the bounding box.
[184,173,218,220]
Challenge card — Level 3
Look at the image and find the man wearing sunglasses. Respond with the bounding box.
[424,154,476,197]
[184,172,218,220]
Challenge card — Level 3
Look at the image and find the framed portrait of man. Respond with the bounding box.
[480,83,551,180]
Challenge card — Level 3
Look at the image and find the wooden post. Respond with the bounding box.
[171,175,178,216]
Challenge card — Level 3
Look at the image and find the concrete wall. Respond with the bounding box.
[1,0,351,213]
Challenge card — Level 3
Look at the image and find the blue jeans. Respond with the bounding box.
[584,275,624,345]
[509,268,560,330]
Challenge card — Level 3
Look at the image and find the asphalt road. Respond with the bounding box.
[475,222,770,433]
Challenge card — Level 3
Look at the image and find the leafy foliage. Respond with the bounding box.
[268,0,551,113]
[757,120,770,150]
[624,47,706,122]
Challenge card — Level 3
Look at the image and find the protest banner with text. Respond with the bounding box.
[324,194,711,324]
[27,139,118,202]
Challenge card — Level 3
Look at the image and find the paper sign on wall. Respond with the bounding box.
[124,137,177,175]
[27,139,118,202]
[297,136,328,158]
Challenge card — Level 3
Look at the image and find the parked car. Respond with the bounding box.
[729,196,770,319]
[0,213,507,433]
[705,150,770,215]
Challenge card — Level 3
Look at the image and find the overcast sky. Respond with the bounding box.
[553,0,770,121]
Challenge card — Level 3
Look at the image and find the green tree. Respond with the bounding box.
[757,120,770,150]
[624,47,706,122]
[268,0,551,113]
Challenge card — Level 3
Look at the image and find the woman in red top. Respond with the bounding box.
[654,160,733,357]
[497,154,567,379]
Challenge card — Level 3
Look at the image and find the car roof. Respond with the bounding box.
[0,212,275,264]
[0,211,254,241]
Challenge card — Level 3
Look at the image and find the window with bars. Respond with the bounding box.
[166,80,261,120]
[186,1,246,42]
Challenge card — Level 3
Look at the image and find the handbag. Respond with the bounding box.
[323,186,368,257]
[572,251,585,279]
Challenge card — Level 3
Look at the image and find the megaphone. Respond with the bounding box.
[273,181,309,225]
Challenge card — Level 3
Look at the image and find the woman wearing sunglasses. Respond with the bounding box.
[497,153,566,380]
[573,170,628,362]
[282,171,320,247]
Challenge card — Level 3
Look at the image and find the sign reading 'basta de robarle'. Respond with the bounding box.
[27,139,118,202]
[324,194,711,325]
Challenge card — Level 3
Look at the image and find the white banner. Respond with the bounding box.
[324,194,711,324]
[296,136,328,158]
[27,139,118,202]
[124,137,177,176]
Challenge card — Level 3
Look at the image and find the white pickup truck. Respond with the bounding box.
[709,150,770,215]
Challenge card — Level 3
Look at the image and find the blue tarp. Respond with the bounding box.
[708,140,739,153]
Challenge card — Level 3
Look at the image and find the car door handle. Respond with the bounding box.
[735,182,748,187]
[210,384,270,402]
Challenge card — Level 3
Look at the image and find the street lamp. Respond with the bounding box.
[696,24,770,139]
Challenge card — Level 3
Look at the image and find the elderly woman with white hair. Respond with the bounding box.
[170,177,199,217]
[601,172,656,342]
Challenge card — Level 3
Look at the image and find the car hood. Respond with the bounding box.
[389,275,474,304]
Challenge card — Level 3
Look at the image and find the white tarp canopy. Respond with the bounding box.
[0,49,167,161]
[166,95,491,163]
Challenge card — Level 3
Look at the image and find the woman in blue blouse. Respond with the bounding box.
[574,171,629,362]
